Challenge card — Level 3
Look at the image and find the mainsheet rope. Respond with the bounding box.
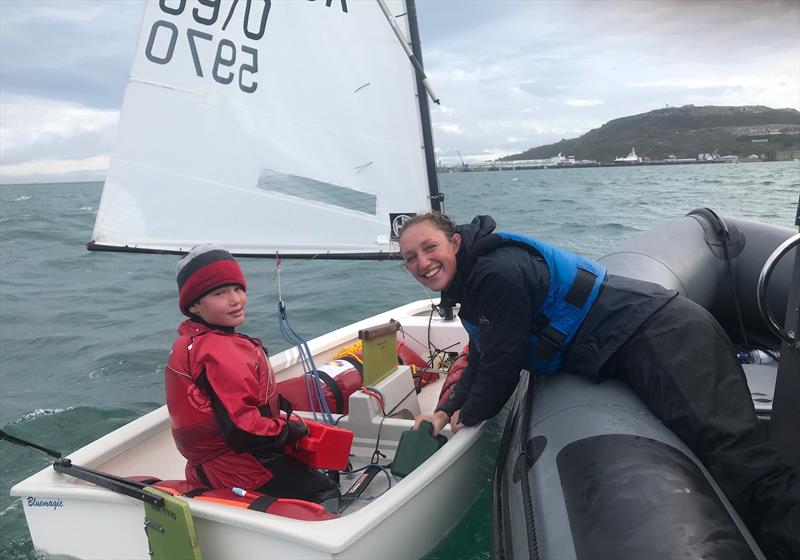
[274,254,334,425]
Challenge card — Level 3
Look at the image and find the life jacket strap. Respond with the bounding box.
[534,325,567,361]
[247,495,277,512]
[565,267,599,307]
[532,268,600,362]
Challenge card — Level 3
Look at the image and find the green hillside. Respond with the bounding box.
[501,105,800,162]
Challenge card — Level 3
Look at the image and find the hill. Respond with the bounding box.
[501,105,800,162]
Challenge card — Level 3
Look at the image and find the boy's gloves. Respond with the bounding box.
[285,419,309,445]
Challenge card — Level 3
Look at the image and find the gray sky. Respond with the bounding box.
[1,0,798,182]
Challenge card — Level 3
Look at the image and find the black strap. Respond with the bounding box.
[247,495,277,512]
[183,486,212,498]
[533,325,567,362]
[133,477,161,485]
[531,312,550,332]
[565,268,596,307]
[278,394,293,419]
[195,464,213,488]
[338,355,364,376]
[533,270,598,362]
[314,370,344,414]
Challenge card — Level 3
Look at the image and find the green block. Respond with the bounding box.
[391,420,447,478]
[143,487,202,560]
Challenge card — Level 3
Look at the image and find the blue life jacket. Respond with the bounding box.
[462,232,607,375]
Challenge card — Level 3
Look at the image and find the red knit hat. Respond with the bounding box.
[176,244,246,316]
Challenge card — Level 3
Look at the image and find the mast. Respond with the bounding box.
[406,0,443,213]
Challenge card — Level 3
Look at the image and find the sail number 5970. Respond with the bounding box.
[144,0,270,94]
[145,21,259,93]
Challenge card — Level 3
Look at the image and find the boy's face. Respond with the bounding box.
[189,285,246,327]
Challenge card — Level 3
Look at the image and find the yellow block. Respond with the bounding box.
[359,321,400,386]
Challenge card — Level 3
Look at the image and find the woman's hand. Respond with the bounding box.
[414,410,465,436]
[449,410,466,433]
[414,410,450,436]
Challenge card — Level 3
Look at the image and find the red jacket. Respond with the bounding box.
[165,320,284,490]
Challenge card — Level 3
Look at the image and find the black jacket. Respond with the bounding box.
[438,215,677,426]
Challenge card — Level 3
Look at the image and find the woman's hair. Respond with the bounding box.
[399,212,457,238]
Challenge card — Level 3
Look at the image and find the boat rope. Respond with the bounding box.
[363,381,422,465]
[274,255,335,425]
[691,208,750,348]
[717,217,750,348]
[396,310,459,370]
[519,374,540,559]
[339,464,394,511]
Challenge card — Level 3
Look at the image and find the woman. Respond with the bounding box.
[398,212,798,559]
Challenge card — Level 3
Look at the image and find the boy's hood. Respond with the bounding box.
[177,318,236,336]
[177,319,214,337]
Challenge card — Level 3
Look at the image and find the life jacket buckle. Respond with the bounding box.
[534,325,567,361]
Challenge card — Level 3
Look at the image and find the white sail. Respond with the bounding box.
[91,0,435,256]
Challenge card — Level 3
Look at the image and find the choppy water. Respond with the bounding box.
[1,162,798,559]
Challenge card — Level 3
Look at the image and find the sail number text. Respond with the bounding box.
[145,0,271,94]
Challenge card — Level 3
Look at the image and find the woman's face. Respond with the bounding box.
[399,221,461,292]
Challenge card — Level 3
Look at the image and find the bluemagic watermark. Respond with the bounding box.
[27,497,64,510]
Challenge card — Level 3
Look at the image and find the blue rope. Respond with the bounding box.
[278,301,334,425]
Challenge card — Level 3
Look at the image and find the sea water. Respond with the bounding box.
[1,162,798,559]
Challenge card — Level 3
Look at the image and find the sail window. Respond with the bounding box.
[256,169,377,216]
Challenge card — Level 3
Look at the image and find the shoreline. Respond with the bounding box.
[439,159,795,173]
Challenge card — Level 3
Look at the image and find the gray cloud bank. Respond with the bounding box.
[1,0,798,182]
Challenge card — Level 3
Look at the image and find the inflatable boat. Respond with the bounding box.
[492,208,800,560]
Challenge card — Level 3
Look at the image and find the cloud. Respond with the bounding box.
[1,155,110,179]
[434,123,464,135]
[0,0,142,109]
[0,0,797,177]
[417,0,800,163]
[0,94,118,177]
[564,99,604,108]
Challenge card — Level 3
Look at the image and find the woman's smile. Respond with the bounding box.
[399,222,461,292]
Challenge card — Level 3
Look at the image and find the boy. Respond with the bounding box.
[165,244,339,507]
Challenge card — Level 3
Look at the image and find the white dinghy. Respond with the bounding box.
[12,301,495,560]
[11,1,495,558]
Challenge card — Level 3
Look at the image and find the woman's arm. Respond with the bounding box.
[457,263,533,426]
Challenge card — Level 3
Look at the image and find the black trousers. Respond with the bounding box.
[600,296,799,560]
[257,455,340,504]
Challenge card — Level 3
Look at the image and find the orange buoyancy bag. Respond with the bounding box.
[276,359,362,415]
[138,478,337,521]
[437,347,469,410]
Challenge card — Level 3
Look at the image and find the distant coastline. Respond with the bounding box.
[439,105,800,173]
[437,156,792,174]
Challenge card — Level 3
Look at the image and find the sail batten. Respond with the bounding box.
[91,0,437,258]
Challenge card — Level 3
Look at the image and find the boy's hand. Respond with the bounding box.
[285,419,309,444]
